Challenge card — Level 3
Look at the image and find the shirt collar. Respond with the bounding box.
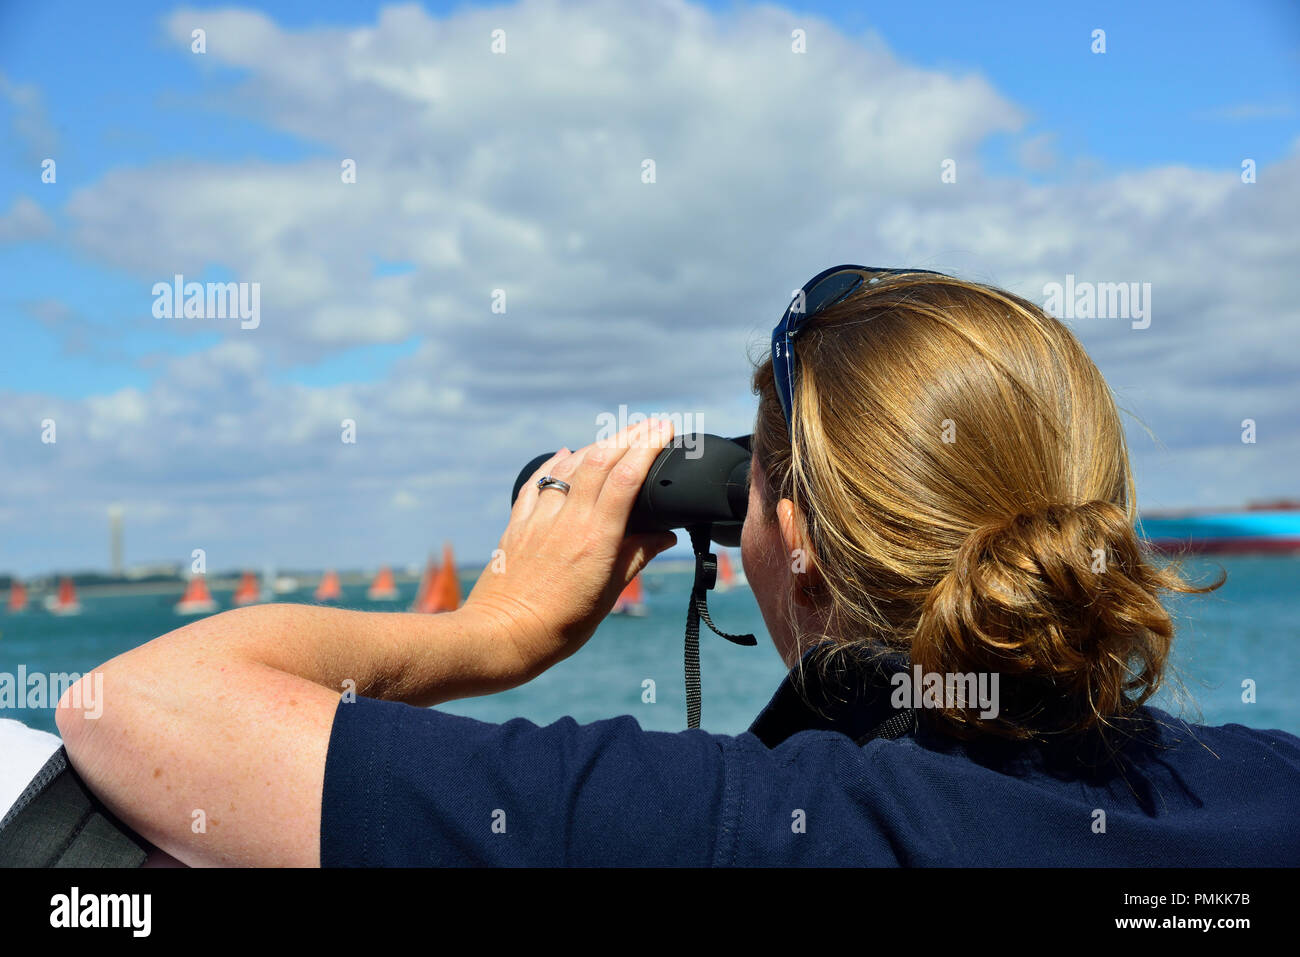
[747,643,912,748]
[749,646,1169,779]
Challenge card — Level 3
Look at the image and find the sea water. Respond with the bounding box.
[1,556,1296,739]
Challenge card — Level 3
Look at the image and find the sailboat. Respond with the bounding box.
[45,577,81,616]
[715,549,734,592]
[412,544,460,613]
[315,569,342,603]
[232,571,261,606]
[410,556,435,612]
[715,548,747,591]
[611,574,648,617]
[175,575,217,615]
[367,565,399,601]
[272,574,300,595]
[6,580,27,613]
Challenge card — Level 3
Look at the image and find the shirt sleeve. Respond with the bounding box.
[320,695,746,866]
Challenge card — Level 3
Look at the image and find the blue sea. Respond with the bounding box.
[2,556,1297,738]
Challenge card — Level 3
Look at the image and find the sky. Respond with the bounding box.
[0,0,1297,575]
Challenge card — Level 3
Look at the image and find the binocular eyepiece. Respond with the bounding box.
[511,433,753,546]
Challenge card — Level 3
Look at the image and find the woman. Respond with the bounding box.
[56,268,1300,866]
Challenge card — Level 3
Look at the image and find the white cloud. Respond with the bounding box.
[1017,132,1058,172]
[0,71,59,161]
[391,489,419,509]
[0,196,54,242]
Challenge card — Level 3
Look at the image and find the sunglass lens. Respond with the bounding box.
[804,271,864,317]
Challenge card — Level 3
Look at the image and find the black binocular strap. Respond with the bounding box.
[854,707,917,745]
[0,747,148,868]
[683,524,757,729]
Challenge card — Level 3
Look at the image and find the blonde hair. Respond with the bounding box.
[751,271,1219,743]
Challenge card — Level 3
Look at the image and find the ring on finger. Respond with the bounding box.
[537,475,571,495]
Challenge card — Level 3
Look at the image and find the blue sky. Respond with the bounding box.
[0,0,1297,573]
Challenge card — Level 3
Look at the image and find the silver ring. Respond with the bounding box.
[537,475,571,495]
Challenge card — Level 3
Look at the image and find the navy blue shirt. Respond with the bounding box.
[321,659,1300,866]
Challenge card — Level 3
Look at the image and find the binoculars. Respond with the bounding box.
[510,433,753,545]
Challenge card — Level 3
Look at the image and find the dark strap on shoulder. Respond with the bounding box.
[855,708,917,745]
[0,747,148,868]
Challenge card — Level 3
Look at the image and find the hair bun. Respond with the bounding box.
[911,501,1177,739]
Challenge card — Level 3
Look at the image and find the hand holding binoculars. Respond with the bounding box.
[511,433,753,546]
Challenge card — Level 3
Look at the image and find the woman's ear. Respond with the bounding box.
[777,498,823,607]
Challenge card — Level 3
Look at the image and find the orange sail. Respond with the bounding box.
[716,549,735,591]
[44,577,82,615]
[233,571,261,606]
[7,580,27,613]
[410,556,436,612]
[175,575,217,615]
[367,565,399,601]
[715,547,747,588]
[415,544,460,613]
[315,569,342,603]
[612,574,647,616]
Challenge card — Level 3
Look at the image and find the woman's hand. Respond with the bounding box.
[460,418,679,686]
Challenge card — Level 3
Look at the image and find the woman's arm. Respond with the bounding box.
[56,419,678,867]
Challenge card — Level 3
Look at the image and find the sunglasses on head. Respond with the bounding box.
[771,264,948,430]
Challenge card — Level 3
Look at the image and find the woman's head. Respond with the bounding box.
[741,270,1216,743]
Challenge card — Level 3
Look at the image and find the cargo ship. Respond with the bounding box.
[1139,501,1300,554]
